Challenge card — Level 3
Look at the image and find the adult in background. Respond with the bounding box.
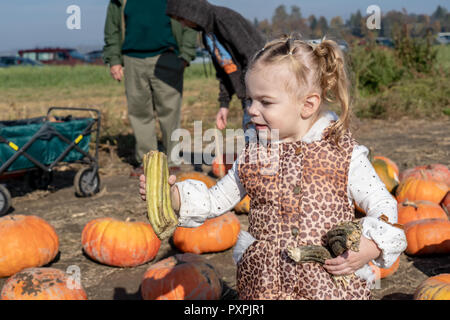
[103,0,197,176]
[166,0,266,131]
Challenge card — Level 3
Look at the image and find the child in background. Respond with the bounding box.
[139,36,407,300]
[166,0,266,131]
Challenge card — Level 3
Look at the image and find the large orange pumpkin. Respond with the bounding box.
[372,156,399,193]
[81,217,161,267]
[234,195,250,214]
[369,256,400,279]
[1,267,87,300]
[414,273,450,300]
[173,212,240,254]
[396,176,448,204]
[0,215,59,278]
[400,164,450,187]
[176,171,217,188]
[397,200,448,225]
[141,253,222,300]
[404,218,450,255]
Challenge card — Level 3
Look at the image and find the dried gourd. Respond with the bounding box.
[287,221,362,287]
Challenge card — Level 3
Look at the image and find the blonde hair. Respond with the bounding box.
[248,35,351,146]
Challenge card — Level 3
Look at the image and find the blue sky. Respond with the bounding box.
[0,0,447,53]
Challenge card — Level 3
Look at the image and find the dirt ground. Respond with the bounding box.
[1,118,449,300]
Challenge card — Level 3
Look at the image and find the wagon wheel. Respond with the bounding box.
[74,167,100,197]
[0,185,12,216]
[27,169,53,190]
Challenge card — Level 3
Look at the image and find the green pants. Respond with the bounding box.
[124,52,184,165]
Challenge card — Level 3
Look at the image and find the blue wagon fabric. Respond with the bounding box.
[0,117,92,172]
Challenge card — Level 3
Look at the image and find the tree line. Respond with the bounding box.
[253,5,450,41]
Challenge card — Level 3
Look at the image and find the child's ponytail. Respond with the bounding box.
[312,40,351,146]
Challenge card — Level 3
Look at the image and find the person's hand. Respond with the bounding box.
[139,174,181,212]
[180,58,188,70]
[110,64,124,82]
[323,235,382,276]
[216,107,229,130]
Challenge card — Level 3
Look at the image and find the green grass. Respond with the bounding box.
[436,45,450,73]
[0,46,448,128]
[0,62,215,89]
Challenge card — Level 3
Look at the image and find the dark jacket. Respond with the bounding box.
[166,0,266,108]
[103,0,197,67]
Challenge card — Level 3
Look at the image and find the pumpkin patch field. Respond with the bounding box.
[0,62,449,300]
[0,117,448,300]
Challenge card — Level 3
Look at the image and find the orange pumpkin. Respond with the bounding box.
[442,192,450,214]
[211,156,226,178]
[0,215,59,278]
[373,156,400,177]
[234,195,250,214]
[404,218,450,255]
[173,212,240,254]
[400,164,450,187]
[396,176,448,204]
[141,253,222,300]
[397,200,448,225]
[211,153,236,178]
[369,256,400,279]
[81,217,160,267]
[414,273,450,300]
[176,171,217,188]
[1,267,87,300]
[372,156,399,193]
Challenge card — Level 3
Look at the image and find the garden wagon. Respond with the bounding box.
[0,107,101,215]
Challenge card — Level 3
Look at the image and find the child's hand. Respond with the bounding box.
[323,236,382,276]
[139,174,181,212]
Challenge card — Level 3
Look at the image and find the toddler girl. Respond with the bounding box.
[139,36,407,300]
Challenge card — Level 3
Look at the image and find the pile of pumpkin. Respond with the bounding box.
[0,155,448,300]
[213,153,450,299]
[0,168,246,300]
[358,157,450,299]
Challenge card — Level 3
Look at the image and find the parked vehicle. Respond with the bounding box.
[18,48,89,66]
[0,56,43,67]
[305,39,349,52]
[190,48,211,64]
[375,37,395,48]
[436,32,450,45]
[85,50,104,65]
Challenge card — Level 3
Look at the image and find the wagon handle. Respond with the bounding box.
[47,106,101,120]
